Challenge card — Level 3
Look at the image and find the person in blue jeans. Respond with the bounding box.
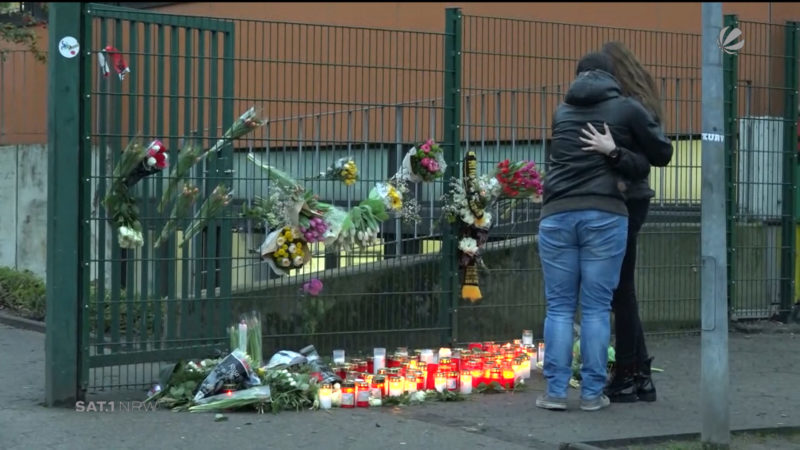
[536,52,673,412]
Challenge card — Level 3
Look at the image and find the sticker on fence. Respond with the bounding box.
[701,133,725,143]
[58,36,79,58]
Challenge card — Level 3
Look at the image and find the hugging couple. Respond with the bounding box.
[535,42,673,412]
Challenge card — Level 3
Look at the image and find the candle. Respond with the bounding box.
[447,371,458,391]
[396,347,409,357]
[439,347,452,360]
[434,372,447,393]
[502,367,516,389]
[238,320,247,353]
[420,349,435,364]
[426,363,439,390]
[460,371,473,394]
[538,342,545,363]
[356,381,370,407]
[490,367,502,385]
[405,375,418,393]
[371,376,385,400]
[333,349,346,364]
[374,348,386,374]
[341,382,355,408]
[520,358,531,379]
[415,369,426,391]
[389,375,404,397]
[439,357,452,373]
[319,383,332,409]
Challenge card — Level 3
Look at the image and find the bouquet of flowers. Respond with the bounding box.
[441,150,502,303]
[157,107,264,213]
[259,226,312,276]
[396,139,447,183]
[104,139,170,249]
[327,198,389,251]
[318,157,358,186]
[153,184,200,249]
[494,159,543,202]
[179,184,233,248]
[200,106,266,162]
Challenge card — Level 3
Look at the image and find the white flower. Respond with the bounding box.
[458,237,479,256]
[146,156,157,167]
[293,256,304,267]
[460,210,476,226]
[118,226,144,249]
[280,258,291,267]
[277,237,286,247]
[368,397,383,407]
[288,244,297,254]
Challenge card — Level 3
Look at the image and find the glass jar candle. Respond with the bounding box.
[356,380,370,407]
[446,371,458,391]
[439,357,452,373]
[388,375,404,397]
[319,383,333,409]
[459,371,473,395]
[490,367,502,384]
[371,376,385,400]
[405,375,418,393]
[341,382,356,408]
[366,356,375,374]
[434,372,447,393]
[502,366,516,390]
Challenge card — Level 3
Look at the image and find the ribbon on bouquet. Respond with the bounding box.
[460,150,483,303]
[98,45,131,80]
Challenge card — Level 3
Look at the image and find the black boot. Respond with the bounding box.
[604,362,638,403]
[635,357,657,402]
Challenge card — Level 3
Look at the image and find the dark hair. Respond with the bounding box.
[601,41,663,123]
[575,52,614,76]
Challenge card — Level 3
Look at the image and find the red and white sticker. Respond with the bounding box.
[58,36,80,58]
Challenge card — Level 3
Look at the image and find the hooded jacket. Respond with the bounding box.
[541,70,673,219]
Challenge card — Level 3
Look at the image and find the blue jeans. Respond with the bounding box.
[538,209,628,400]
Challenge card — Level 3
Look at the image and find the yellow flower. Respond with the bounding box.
[390,196,402,210]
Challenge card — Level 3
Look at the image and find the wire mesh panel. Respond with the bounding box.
[225,20,450,359]
[83,4,236,391]
[729,19,797,320]
[458,15,703,342]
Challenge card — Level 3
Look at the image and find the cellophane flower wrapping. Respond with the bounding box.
[193,349,261,402]
[201,106,266,162]
[180,184,234,248]
[318,157,359,186]
[494,159,544,202]
[153,183,200,249]
[105,139,169,249]
[396,139,447,183]
[259,226,312,276]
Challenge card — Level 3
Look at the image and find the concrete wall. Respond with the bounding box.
[0,145,47,277]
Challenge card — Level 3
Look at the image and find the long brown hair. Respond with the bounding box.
[602,41,663,124]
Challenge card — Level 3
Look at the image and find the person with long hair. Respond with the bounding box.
[535,52,672,412]
[581,41,669,403]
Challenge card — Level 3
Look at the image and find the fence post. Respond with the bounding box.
[442,7,462,345]
[723,14,739,313]
[782,21,798,319]
[45,1,85,406]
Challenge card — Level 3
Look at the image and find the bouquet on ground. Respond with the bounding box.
[153,184,200,249]
[180,183,233,248]
[259,226,312,275]
[494,159,543,202]
[318,156,359,186]
[104,139,170,249]
[396,139,447,183]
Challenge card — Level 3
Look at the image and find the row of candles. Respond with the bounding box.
[318,334,544,409]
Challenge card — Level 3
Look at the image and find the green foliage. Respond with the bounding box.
[0,266,45,319]
[0,4,47,63]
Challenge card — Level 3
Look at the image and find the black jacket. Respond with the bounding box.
[541,70,673,219]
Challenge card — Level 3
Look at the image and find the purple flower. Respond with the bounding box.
[302,278,324,296]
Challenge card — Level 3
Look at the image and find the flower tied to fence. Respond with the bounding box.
[459,150,488,302]
[104,139,170,249]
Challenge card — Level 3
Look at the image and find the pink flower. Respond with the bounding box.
[427,159,440,172]
[421,143,431,153]
[420,157,432,168]
[302,278,324,296]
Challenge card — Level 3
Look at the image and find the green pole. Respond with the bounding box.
[442,7,462,345]
[781,21,798,320]
[45,2,85,406]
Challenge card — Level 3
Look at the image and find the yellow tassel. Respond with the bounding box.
[461,264,483,302]
[462,284,483,303]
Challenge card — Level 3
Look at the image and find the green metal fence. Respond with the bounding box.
[45,3,800,400]
[457,13,704,342]
[726,18,798,321]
